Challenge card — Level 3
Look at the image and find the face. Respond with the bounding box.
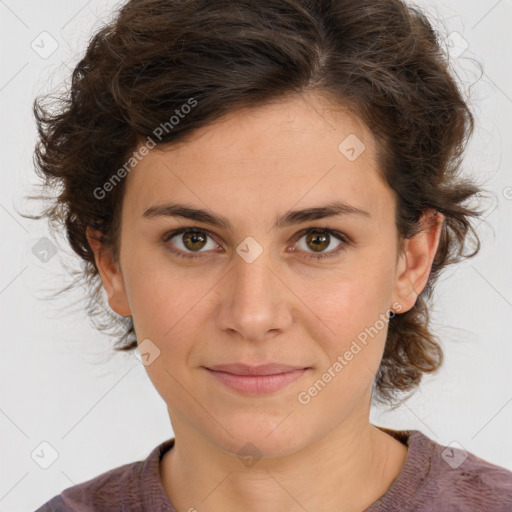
[90,93,442,459]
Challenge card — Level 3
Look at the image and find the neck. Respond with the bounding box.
[160,416,408,512]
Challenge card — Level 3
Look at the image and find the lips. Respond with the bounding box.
[205,363,309,375]
[203,363,311,394]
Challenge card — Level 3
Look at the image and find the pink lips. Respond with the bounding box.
[204,363,310,395]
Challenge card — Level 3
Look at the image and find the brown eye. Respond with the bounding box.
[295,229,346,258]
[182,231,208,251]
[163,228,218,256]
[162,226,349,262]
[305,231,331,252]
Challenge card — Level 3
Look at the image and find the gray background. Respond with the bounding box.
[1,0,511,510]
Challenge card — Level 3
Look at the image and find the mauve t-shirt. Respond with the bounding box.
[34,427,512,511]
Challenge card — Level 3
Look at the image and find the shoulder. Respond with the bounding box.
[33,439,176,512]
[426,434,512,509]
[33,459,144,511]
[370,427,512,512]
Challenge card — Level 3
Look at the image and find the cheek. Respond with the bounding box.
[294,281,392,414]
[295,252,396,379]
[301,252,395,332]
[125,266,206,404]
[121,245,204,335]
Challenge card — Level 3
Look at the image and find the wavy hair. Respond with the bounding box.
[30,0,484,405]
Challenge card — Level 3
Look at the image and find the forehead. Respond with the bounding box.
[156,93,375,165]
[122,93,393,225]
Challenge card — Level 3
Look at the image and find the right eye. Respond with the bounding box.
[163,228,219,259]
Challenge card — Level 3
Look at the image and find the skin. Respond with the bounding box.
[88,92,444,512]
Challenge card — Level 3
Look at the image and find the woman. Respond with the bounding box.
[32,0,512,510]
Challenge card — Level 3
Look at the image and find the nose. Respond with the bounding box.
[215,243,294,342]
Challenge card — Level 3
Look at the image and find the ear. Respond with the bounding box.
[86,227,131,317]
[391,210,444,313]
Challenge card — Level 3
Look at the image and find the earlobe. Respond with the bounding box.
[86,228,131,317]
[391,210,444,313]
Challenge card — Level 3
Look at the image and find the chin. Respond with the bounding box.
[206,412,313,461]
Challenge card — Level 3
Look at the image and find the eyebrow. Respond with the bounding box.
[142,200,371,230]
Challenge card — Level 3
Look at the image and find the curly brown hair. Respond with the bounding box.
[30,0,485,406]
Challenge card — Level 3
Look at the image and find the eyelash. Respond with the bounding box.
[162,227,350,261]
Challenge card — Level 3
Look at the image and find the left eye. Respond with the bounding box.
[162,227,348,260]
[294,229,346,257]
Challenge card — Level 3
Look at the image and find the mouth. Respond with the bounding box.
[203,363,311,395]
